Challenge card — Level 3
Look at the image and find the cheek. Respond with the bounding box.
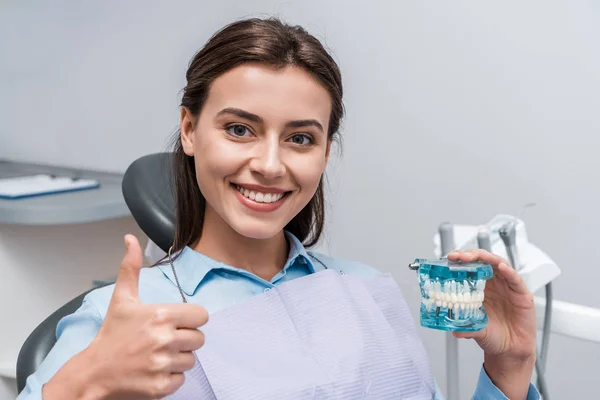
[192,139,241,198]
[291,153,327,194]
[194,135,241,178]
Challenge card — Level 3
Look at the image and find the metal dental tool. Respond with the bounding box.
[438,222,459,400]
[499,220,521,270]
[477,226,492,252]
[499,202,537,270]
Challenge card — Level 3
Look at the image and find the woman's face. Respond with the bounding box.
[181,64,332,240]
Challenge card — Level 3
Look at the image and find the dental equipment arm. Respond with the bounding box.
[496,220,552,399]
[499,221,520,270]
[434,216,560,400]
[438,223,460,400]
[477,227,492,252]
[499,220,552,400]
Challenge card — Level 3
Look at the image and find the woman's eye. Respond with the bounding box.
[226,125,250,137]
[290,134,312,145]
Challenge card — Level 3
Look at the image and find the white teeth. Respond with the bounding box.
[236,185,285,203]
[422,279,486,320]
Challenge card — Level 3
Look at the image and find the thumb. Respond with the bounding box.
[111,234,145,303]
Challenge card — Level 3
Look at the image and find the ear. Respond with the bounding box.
[180,107,196,156]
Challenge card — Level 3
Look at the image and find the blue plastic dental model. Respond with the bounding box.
[409,258,493,332]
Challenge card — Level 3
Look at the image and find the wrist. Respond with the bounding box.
[484,354,535,400]
[42,347,109,400]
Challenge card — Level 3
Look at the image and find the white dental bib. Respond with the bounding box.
[163,260,436,399]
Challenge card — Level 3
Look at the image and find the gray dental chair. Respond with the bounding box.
[15,152,177,394]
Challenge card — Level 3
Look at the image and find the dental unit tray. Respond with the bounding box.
[409,258,493,332]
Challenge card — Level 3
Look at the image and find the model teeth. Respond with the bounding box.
[235,185,285,203]
[421,279,487,320]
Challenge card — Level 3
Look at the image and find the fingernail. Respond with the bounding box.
[124,235,130,248]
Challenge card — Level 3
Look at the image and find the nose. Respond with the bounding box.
[248,138,286,179]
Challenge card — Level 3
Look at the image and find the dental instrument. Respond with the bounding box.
[499,220,521,270]
[476,226,492,252]
[499,219,552,400]
[438,223,459,400]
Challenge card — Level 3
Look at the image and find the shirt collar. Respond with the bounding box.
[157,231,316,296]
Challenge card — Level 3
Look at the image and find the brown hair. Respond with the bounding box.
[170,17,344,254]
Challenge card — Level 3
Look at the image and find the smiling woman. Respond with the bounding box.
[18,17,539,400]
[179,64,333,249]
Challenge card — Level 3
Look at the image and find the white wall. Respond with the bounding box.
[1,0,598,398]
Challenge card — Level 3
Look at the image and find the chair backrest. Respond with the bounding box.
[122,152,176,253]
[16,286,103,393]
[16,152,177,393]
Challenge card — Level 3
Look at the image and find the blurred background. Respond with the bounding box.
[1,1,598,398]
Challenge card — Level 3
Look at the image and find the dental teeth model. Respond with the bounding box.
[408,258,493,332]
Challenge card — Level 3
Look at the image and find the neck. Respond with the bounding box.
[192,205,289,282]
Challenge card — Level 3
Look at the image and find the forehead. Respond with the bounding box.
[203,64,332,126]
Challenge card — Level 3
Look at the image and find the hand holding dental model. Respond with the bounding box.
[412,249,537,400]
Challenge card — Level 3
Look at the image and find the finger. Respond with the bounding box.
[111,234,145,303]
[151,373,185,398]
[446,250,462,261]
[159,303,209,329]
[448,249,506,270]
[172,328,205,352]
[169,352,197,373]
[497,262,530,295]
[448,249,482,262]
[168,373,186,393]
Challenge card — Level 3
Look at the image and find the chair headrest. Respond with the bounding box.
[122,152,176,253]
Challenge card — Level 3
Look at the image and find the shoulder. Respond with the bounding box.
[307,251,382,278]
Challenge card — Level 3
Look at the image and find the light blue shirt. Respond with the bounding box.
[18,231,539,399]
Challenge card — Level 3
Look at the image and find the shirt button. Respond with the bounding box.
[264,287,271,293]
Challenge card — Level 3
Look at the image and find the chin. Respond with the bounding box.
[227,218,288,241]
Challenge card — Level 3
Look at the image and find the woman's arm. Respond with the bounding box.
[17,297,105,399]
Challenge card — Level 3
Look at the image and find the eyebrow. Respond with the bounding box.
[216,107,324,133]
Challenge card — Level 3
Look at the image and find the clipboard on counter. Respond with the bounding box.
[0,174,101,200]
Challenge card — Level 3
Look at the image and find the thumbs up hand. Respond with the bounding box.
[84,235,209,399]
